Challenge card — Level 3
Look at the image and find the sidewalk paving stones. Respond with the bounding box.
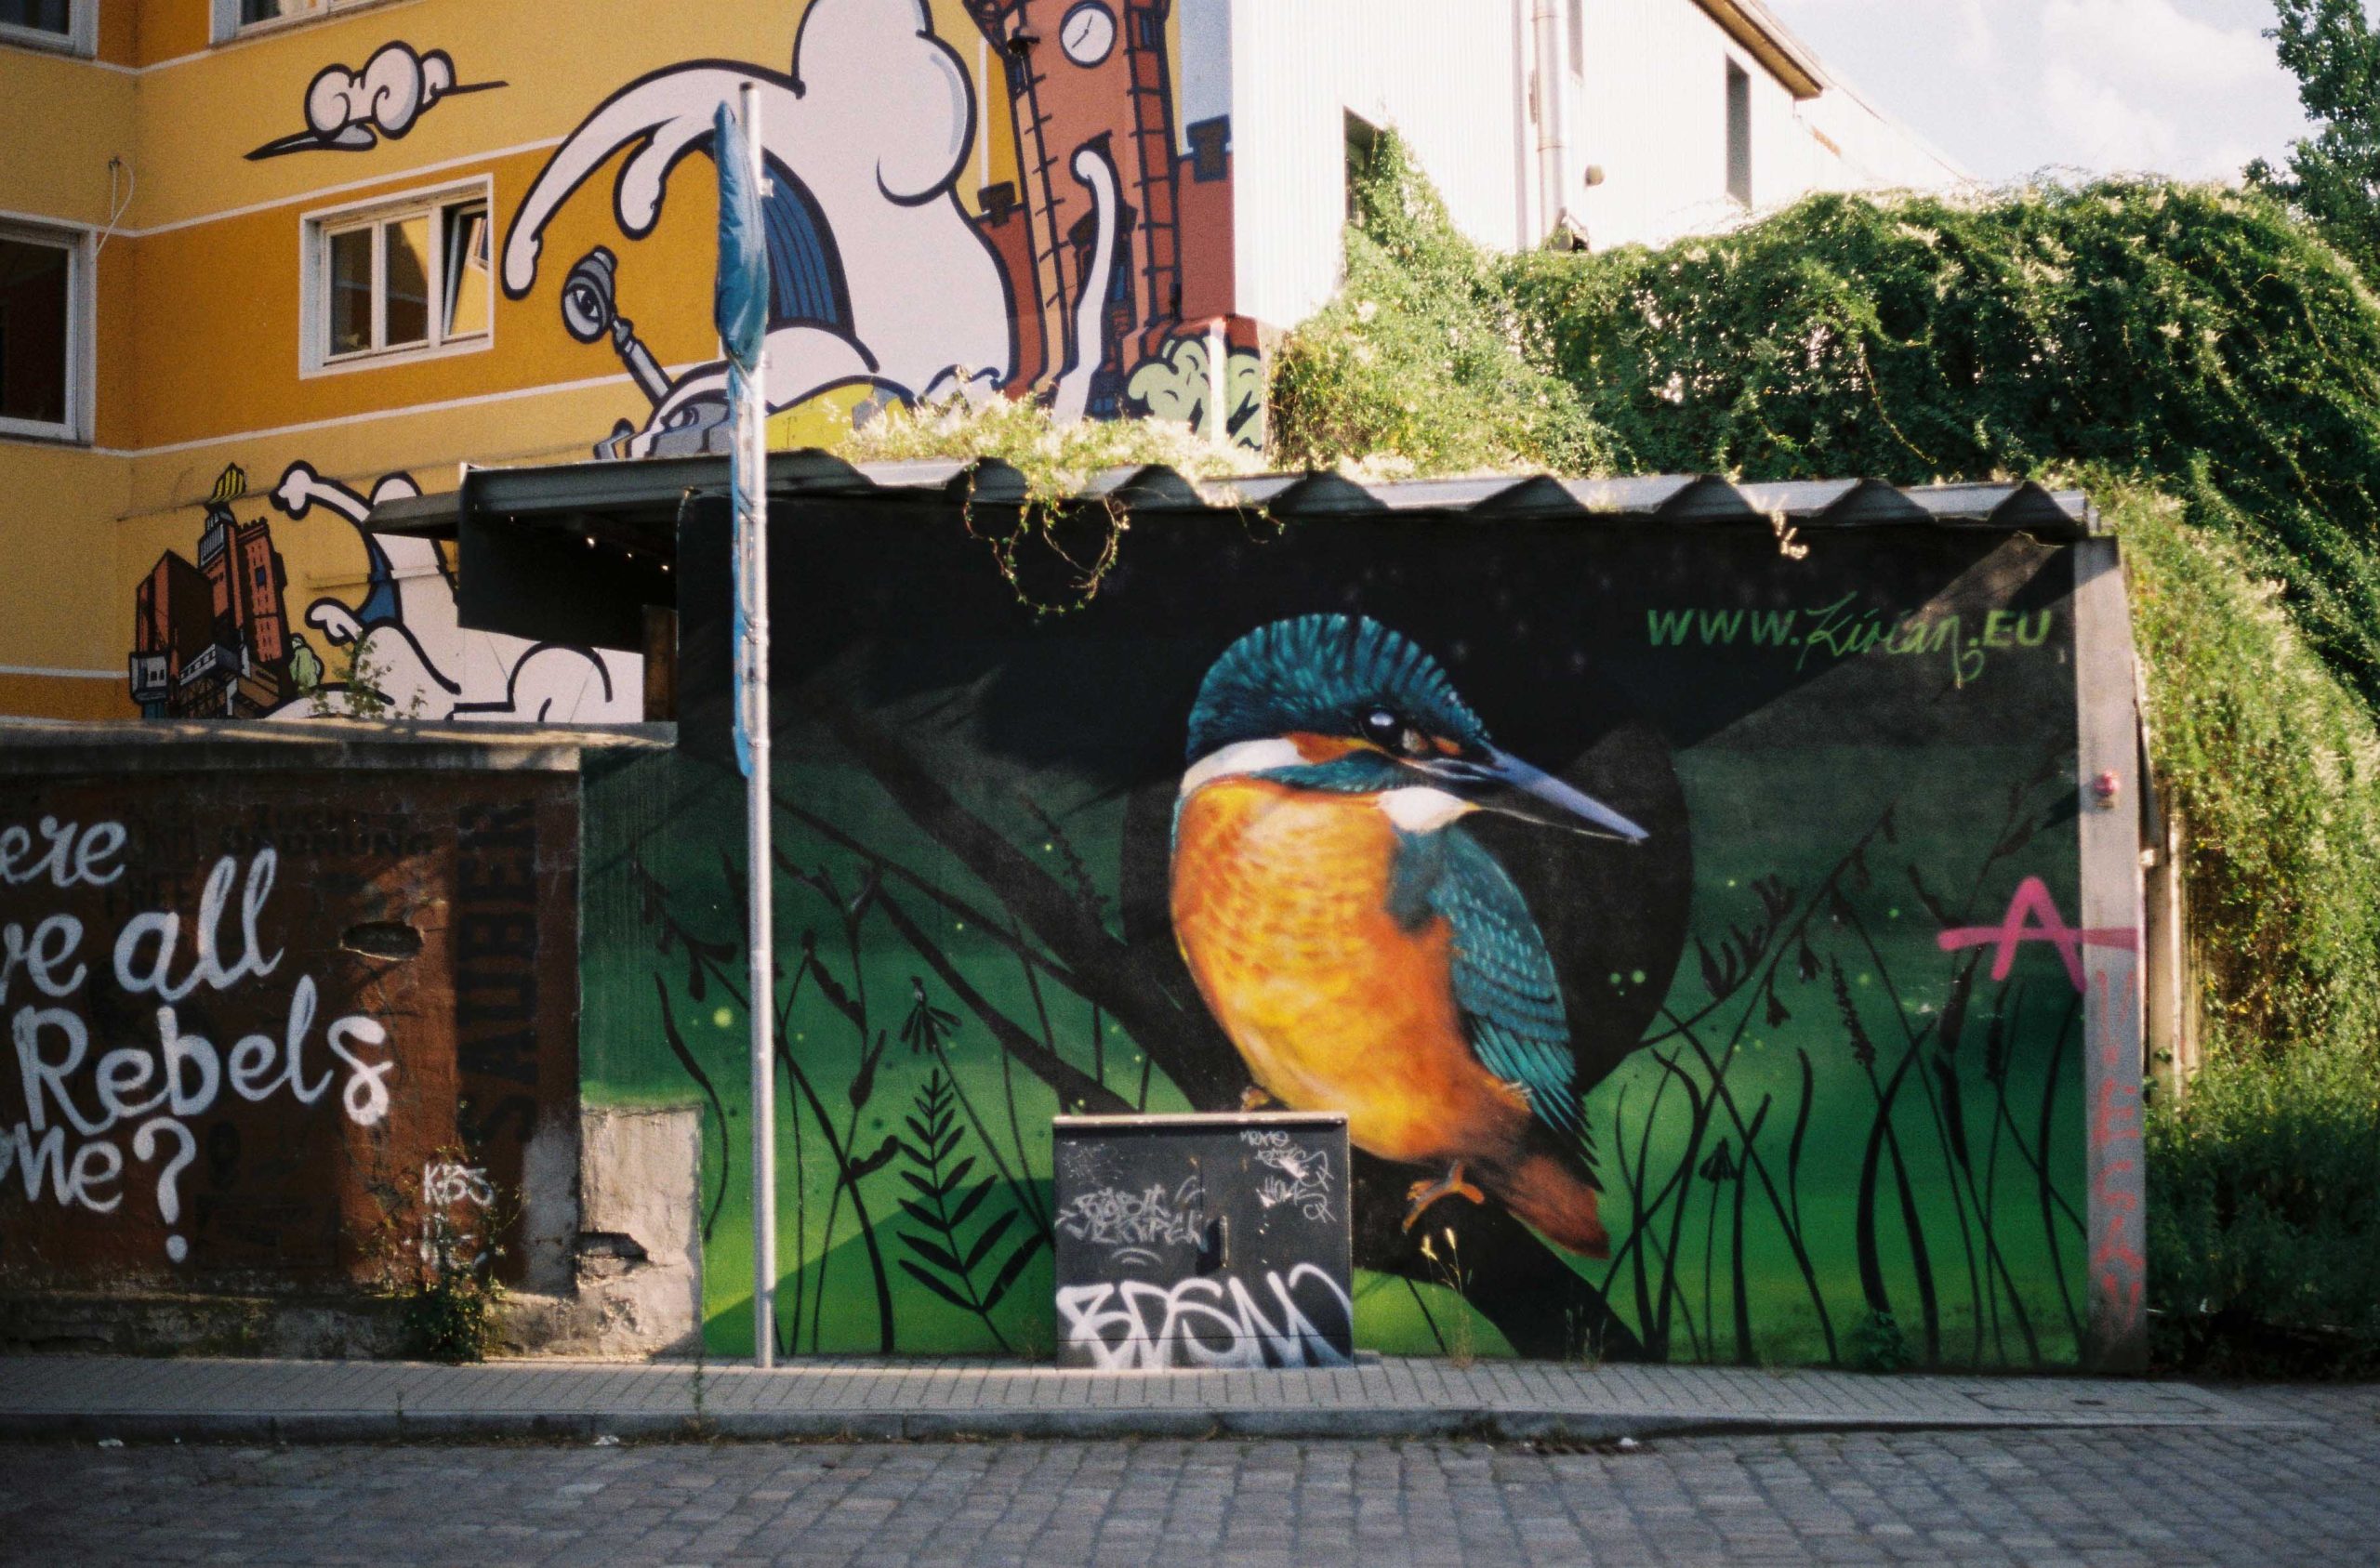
[0,1351,2332,1445]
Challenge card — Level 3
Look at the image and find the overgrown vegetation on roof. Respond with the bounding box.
[838,392,1263,493]
[833,385,1264,612]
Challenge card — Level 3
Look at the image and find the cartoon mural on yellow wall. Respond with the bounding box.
[503,0,1259,457]
[128,464,639,723]
[47,0,1261,729]
[245,42,506,161]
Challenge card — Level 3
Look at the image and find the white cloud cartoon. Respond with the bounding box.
[248,43,504,161]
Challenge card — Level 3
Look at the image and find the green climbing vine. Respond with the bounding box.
[832,393,1263,614]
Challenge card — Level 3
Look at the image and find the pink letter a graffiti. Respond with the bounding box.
[1935,876,2136,990]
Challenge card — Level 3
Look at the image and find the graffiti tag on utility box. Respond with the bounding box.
[1052,1113,1353,1370]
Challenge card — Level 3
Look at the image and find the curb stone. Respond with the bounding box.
[0,1404,2313,1447]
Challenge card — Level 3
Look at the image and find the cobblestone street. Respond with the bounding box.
[6,1414,2377,1567]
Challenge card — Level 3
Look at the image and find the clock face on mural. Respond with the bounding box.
[1060,2,1117,65]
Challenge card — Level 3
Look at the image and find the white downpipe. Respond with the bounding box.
[735,78,777,1374]
[1529,0,1570,244]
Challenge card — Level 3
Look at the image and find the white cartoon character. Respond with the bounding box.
[265,463,640,723]
[501,0,1014,457]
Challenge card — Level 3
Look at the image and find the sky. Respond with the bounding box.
[1760,0,2338,184]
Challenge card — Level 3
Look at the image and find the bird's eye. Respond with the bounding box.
[1361,707,1430,757]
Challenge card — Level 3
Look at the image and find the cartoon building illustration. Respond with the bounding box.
[128,467,298,719]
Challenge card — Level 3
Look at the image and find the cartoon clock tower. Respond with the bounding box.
[968,0,1185,415]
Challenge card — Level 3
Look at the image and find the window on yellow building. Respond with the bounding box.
[212,0,369,43]
[306,189,493,372]
[0,0,94,55]
[0,225,83,442]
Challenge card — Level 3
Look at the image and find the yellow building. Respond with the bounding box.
[0,0,1244,722]
[0,0,1950,724]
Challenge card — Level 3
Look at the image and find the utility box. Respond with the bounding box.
[1051,1113,1353,1370]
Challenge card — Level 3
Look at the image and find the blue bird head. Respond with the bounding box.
[1184,614,1647,842]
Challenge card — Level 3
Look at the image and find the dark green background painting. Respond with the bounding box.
[581,497,2092,1366]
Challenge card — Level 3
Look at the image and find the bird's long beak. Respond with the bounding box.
[1408,748,1648,843]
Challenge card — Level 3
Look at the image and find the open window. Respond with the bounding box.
[304,184,494,374]
[0,222,86,442]
[0,0,95,56]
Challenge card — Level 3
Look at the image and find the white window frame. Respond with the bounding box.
[0,219,92,445]
[0,0,96,58]
[210,0,378,45]
[299,178,496,378]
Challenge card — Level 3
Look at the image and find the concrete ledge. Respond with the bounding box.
[0,717,673,775]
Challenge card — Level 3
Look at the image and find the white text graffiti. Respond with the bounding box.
[0,839,395,1262]
[1053,1177,1207,1266]
[1056,1265,1355,1370]
[1242,1129,1336,1222]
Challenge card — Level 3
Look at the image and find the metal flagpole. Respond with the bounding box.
[734,78,776,1372]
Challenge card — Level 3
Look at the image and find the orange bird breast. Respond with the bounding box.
[1170,777,1533,1166]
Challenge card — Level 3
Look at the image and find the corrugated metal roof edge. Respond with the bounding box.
[402,450,2096,543]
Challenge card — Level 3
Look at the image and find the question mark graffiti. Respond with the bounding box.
[134,1116,198,1264]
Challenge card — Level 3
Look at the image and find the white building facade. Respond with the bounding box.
[1229,0,1965,331]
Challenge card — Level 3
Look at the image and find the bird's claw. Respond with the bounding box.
[1240,1085,1276,1112]
[1402,1166,1487,1231]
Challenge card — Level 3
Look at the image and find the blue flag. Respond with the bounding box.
[715,100,768,778]
[713,101,768,376]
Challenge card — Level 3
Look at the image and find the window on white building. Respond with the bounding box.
[304,186,493,373]
[0,224,85,441]
[1726,59,1752,207]
[0,0,95,55]
[1567,0,1585,79]
[1344,112,1381,222]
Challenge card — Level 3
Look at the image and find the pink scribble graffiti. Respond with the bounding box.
[1935,876,2137,990]
[2088,963,2148,1340]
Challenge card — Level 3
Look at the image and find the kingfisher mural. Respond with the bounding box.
[584,493,2108,1369]
[502,0,1258,458]
[1171,616,1646,1258]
